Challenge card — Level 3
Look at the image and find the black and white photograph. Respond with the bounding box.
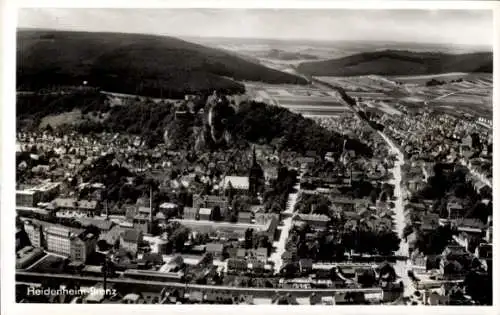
[2,2,496,310]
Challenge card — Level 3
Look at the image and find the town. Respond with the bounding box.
[12,8,493,307]
[15,78,492,305]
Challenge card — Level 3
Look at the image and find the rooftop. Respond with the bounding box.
[222,176,249,190]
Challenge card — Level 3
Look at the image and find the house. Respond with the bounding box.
[183,207,198,220]
[292,214,330,229]
[205,243,224,259]
[227,258,248,272]
[120,230,143,255]
[159,202,179,217]
[252,247,268,262]
[299,258,313,273]
[23,220,43,248]
[248,259,265,273]
[238,212,252,224]
[139,252,164,268]
[221,176,249,193]
[447,202,465,220]
[442,245,468,261]
[475,243,492,260]
[76,218,114,232]
[453,218,485,235]
[199,208,212,221]
[281,251,295,264]
[192,195,229,217]
[133,213,151,235]
[421,213,440,231]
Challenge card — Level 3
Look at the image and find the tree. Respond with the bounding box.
[464,270,492,305]
[170,226,190,253]
[244,228,254,250]
[376,231,400,255]
[357,269,377,287]
[211,206,222,221]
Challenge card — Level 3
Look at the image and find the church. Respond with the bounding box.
[248,146,265,196]
[221,146,265,197]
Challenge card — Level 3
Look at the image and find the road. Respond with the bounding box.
[377,131,414,299]
[269,180,301,273]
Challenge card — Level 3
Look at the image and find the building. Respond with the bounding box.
[206,243,224,258]
[198,208,212,221]
[175,215,278,240]
[75,218,114,232]
[16,190,40,207]
[252,247,268,262]
[44,226,97,263]
[192,195,229,217]
[23,220,44,248]
[53,198,100,216]
[421,213,440,231]
[227,258,248,272]
[120,230,143,254]
[238,212,252,224]
[16,246,45,269]
[71,231,98,263]
[32,181,61,202]
[133,207,152,234]
[45,226,82,257]
[159,202,179,217]
[292,214,330,229]
[299,258,313,273]
[447,202,465,220]
[248,146,265,196]
[221,176,249,194]
[183,207,198,220]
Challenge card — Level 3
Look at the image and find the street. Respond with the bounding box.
[377,131,414,299]
[269,180,301,273]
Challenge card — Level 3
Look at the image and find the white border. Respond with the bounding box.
[1,1,499,315]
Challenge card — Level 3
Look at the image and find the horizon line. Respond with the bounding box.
[17,27,493,51]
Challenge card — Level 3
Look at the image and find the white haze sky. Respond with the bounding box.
[18,8,493,47]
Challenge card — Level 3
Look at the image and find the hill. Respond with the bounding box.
[296,50,493,77]
[265,49,319,60]
[18,90,372,158]
[17,30,307,97]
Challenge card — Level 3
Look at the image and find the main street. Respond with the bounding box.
[377,131,414,299]
[269,176,301,274]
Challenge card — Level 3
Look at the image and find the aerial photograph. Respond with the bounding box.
[14,8,493,305]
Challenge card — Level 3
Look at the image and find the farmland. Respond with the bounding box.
[312,72,492,119]
[244,82,352,117]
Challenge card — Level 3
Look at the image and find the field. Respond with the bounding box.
[389,72,469,84]
[245,82,352,117]
[314,73,492,119]
[316,75,398,93]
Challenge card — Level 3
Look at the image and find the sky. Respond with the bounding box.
[18,8,493,47]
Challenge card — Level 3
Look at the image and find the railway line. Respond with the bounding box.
[16,271,383,298]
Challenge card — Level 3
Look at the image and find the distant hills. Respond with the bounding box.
[296,50,493,77]
[265,49,319,61]
[17,30,307,97]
